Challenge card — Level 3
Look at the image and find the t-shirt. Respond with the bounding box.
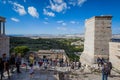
[2,57,9,68]
[2,57,9,62]
[29,56,34,64]
[15,57,21,65]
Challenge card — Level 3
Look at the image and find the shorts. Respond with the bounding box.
[30,72,34,75]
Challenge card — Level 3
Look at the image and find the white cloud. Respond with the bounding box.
[43,21,48,24]
[28,6,39,18]
[69,0,76,6]
[62,23,66,26]
[49,0,67,12]
[43,9,55,17]
[44,0,86,15]
[69,0,87,6]
[70,21,76,24]
[12,2,27,15]
[78,0,87,6]
[53,0,63,3]
[57,20,64,23]
[70,21,79,24]
[57,20,67,26]
[11,18,20,22]
[57,27,67,31]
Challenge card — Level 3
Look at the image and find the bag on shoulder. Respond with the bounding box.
[103,67,109,75]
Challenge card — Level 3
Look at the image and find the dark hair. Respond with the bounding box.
[29,64,33,67]
[2,53,6,56]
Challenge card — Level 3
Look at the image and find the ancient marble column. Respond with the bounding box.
[3,22,5,35]
[0,21,1,34]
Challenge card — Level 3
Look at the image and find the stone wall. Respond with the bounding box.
[94,18,112,60]
[0,35,9,57]
[109,42,120,71]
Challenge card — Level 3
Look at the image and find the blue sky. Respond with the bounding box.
[0,0,120,34]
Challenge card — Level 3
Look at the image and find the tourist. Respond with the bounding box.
[102,63,109,80]
[71,62,74,69]
[34,55,37,65]
[44,62,47,70]
[107,61,112,76]
[97,57,101,67]
[29,64,34,79]
[29,54,34,67]
[2,53,10,79]
[101,57,105,66]
[67,61,69,67]
[78,61,81,69]
[49,58,52,66]
[59,59,63,67]
[15,54,22,73]
[0,58,4,80]
[38,59,43,68]
[9,54,16,73]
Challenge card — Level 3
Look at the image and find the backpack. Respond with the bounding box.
[102,66,109,75]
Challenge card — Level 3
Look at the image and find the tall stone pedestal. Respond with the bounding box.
[80,15,112,65]
[80,52,95,65]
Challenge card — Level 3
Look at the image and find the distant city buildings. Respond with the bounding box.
[37,49,68,62]
[13,34,84,39]
[112,34,120,39]
[71,41,84,46]
[0,16,9,57]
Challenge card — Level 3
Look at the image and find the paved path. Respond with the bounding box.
[10,68,58,80]
[2,65,120,80]
[2,65,58,80]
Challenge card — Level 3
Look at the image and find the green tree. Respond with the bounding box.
[14,46,30,56]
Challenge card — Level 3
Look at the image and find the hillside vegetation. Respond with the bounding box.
[10,37,84,61]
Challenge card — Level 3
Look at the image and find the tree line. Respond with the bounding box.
[10,36,84,61]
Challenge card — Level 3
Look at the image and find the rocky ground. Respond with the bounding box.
[67,67,120,80]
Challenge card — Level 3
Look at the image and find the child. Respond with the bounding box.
[29,64,34,79]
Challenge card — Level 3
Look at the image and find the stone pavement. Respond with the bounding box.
[2,65,120,80]
[2,65,58,80]
[11,68,58,80]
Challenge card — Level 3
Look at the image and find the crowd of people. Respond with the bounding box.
[0,52,113,80]
[71,62,81,69]
[0,53,22,80]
